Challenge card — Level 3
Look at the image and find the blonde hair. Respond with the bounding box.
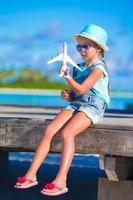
[93,42,110,95]
[100,49,106,65]
[94,42,106,64]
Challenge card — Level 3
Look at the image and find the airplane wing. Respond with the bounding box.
[47,53,63,64]
[66,55,83,71]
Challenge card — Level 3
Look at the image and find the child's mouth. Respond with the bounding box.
[81,54,87,58]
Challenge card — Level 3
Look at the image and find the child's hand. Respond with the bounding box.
[61,89,72,101]
[64,67,71,79]
[64,67,70,76]
[59,63,66,75]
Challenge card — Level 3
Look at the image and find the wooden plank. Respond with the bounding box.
[98,178,133,200]
[0,106,133,156]
[99,155,133,181]
[0,105,133,129]
[0,116,133,156]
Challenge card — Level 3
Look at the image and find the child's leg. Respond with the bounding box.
[43,111,92,193]
[16,109,73,186]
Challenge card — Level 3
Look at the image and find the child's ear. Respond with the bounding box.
[96,49,101,53]
[94,45,100,53]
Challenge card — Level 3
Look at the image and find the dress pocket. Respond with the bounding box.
[89,96,105,110]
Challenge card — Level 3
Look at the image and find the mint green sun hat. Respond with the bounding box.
[73,24,109,51]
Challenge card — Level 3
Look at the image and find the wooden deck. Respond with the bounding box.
[0,105,133,156]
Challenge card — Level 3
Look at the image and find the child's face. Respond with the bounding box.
[76,36,99,62]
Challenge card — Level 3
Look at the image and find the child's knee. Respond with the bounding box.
[44,124,55,138]
[61,128,74,141]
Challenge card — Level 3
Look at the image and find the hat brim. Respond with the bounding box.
[73,33,109,52]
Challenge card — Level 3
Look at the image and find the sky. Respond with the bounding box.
[0,0,133,91]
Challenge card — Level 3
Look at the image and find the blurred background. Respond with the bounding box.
[0,0,133,110]
[0,0,132,110]
[0,0,132,91]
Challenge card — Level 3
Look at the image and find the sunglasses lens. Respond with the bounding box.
[76,44,90,52]
[83,45,89,49]
[76,44,81,52]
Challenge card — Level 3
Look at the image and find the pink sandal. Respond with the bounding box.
[14,176,38,189]
[41,182,68,196]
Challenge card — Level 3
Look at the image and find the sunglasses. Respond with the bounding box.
[76,44,91,52]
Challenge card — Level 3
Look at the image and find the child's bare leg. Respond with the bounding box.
[43,112,92,193]
[16,109,73,185]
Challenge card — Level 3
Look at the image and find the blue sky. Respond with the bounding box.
[0,0,133,91]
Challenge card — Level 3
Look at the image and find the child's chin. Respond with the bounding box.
[82,56,87,61]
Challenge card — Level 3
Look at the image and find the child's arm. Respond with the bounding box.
[64,67,104,96]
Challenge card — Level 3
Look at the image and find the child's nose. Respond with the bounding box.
[80,48,86,53]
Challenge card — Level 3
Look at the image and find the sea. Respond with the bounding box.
[0,90,133,200]
[0,90,133,110]
[1,152,106,200]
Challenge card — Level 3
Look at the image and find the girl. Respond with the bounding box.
[14,24,110,196]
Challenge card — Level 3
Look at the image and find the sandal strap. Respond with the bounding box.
[44,182,55,189]
[17,176,36,184]
[44,182,65,190]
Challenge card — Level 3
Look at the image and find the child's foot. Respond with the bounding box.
[41,179,68,196]
[14,176,38,189]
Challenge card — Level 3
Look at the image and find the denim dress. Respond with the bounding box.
[63,61,109,124]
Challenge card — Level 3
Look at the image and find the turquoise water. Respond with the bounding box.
[0,93,67,107]
[0,92,133,110]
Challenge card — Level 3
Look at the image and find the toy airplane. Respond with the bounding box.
[47,42,83,77]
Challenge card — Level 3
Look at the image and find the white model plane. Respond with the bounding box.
[47,42,82,77]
